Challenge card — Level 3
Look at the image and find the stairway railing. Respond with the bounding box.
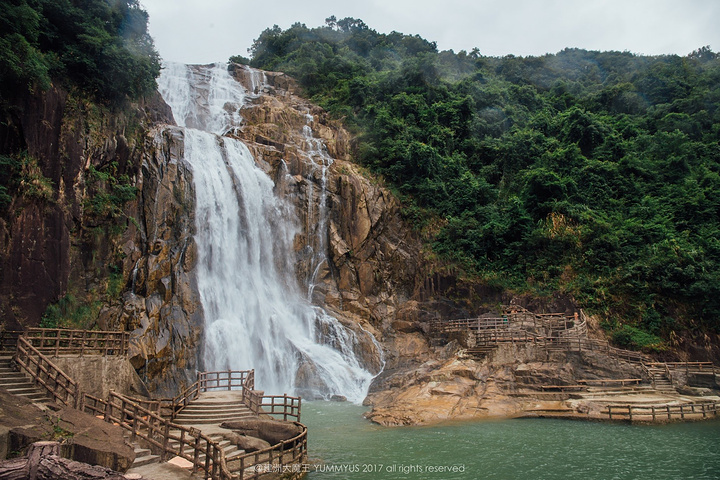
[23,328,129,356]
[13,336,82,407]
[603,401,719,421]
[166,369,255,420]
[9,331,306,479]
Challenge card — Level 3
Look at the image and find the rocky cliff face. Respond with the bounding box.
[0,87,170,331]
[111,127,204,395]
[0,83,203,396]
[0,65,600,406]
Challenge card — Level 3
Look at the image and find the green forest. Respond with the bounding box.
[3,3,719,351]
[241,18,720,349]
[0,0,159,104]
[1,0,159,209]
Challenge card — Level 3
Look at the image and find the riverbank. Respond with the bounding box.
[303,401,720,480]
[364,326,720,426]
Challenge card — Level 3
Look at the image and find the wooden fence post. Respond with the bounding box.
[160,422,170,461]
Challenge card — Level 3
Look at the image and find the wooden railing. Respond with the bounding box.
[13,336,81,407]
[603,402,720,421]
[199,370,254,391]
[646,362,718,375]
[471,328,650,365]
[230,425,308,480]
[578,378,642,386]
[549,337,650,363]
[0,330,22,352]
[260,395,302,422]
[242,388,301,422]
[76,390,233,479]
[23,328,129,356]
[431,307,583,337]
[9,332,306,479]
[166,370,255,420]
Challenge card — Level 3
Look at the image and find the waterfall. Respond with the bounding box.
[301,112,333,301]
[157,63,378,402]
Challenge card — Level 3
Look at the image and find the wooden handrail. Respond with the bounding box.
[0,330,22,351]
[166,370,255,420]
[577,378,642,386]
[13,336,81,407]
[102,391,235,480]
[9,330,305,479]
[259,394,302,422]
[23,328,129,357]
[231,423,308,480]
[603,402,719,421]
[646,362,717,375]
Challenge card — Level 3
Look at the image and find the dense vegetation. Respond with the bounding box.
[1,0,159,328]
[1,0,159,208]
[243,18,720,349]
[0,0,160,104]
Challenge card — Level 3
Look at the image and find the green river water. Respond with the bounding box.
[302,401,720,480]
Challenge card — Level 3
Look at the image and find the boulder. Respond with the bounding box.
[222,433,271,452]
[219,419,303,445]
[0,391,133,471]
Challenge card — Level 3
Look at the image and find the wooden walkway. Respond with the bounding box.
[1,328,307,480]
[431,306,720,423]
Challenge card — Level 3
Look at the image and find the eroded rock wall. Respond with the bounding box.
[106,127,204,396]
[0,87,171,331]
[0,84,201,396]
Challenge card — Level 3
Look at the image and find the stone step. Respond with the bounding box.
[0,382,37,391]
[132,453,161,467]
[5,385,45,395]
[134,447,152,458]
[175,409,255,417]
[181,402,252,410]
[0,377,36,386]
[176,410,254,420]
[174,415,255,425]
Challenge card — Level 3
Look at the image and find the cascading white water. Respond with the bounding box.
[157,62,379,402]
[301,112,333,301]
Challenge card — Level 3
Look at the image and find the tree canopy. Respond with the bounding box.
[0,0,160,105]
[244,18,720,348]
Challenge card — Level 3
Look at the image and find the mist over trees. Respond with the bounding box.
[0,0,160,105]
[242,18,720,349]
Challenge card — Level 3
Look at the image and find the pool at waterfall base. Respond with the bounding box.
[302,401,720,479]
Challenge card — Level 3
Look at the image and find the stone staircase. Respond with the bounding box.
[127,391,256,471]
[173,391,256,425]
[0,355,49,404]
[647,366,676,394]
[129,442,161,468]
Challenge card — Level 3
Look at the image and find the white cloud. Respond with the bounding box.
[141,0,720,64]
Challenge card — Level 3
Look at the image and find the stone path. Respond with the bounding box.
[0,355,50,404]
[127,391,256,478]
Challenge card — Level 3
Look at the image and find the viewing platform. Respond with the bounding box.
[0,328,307,480]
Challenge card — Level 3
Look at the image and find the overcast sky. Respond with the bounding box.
[140,0,720,64]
